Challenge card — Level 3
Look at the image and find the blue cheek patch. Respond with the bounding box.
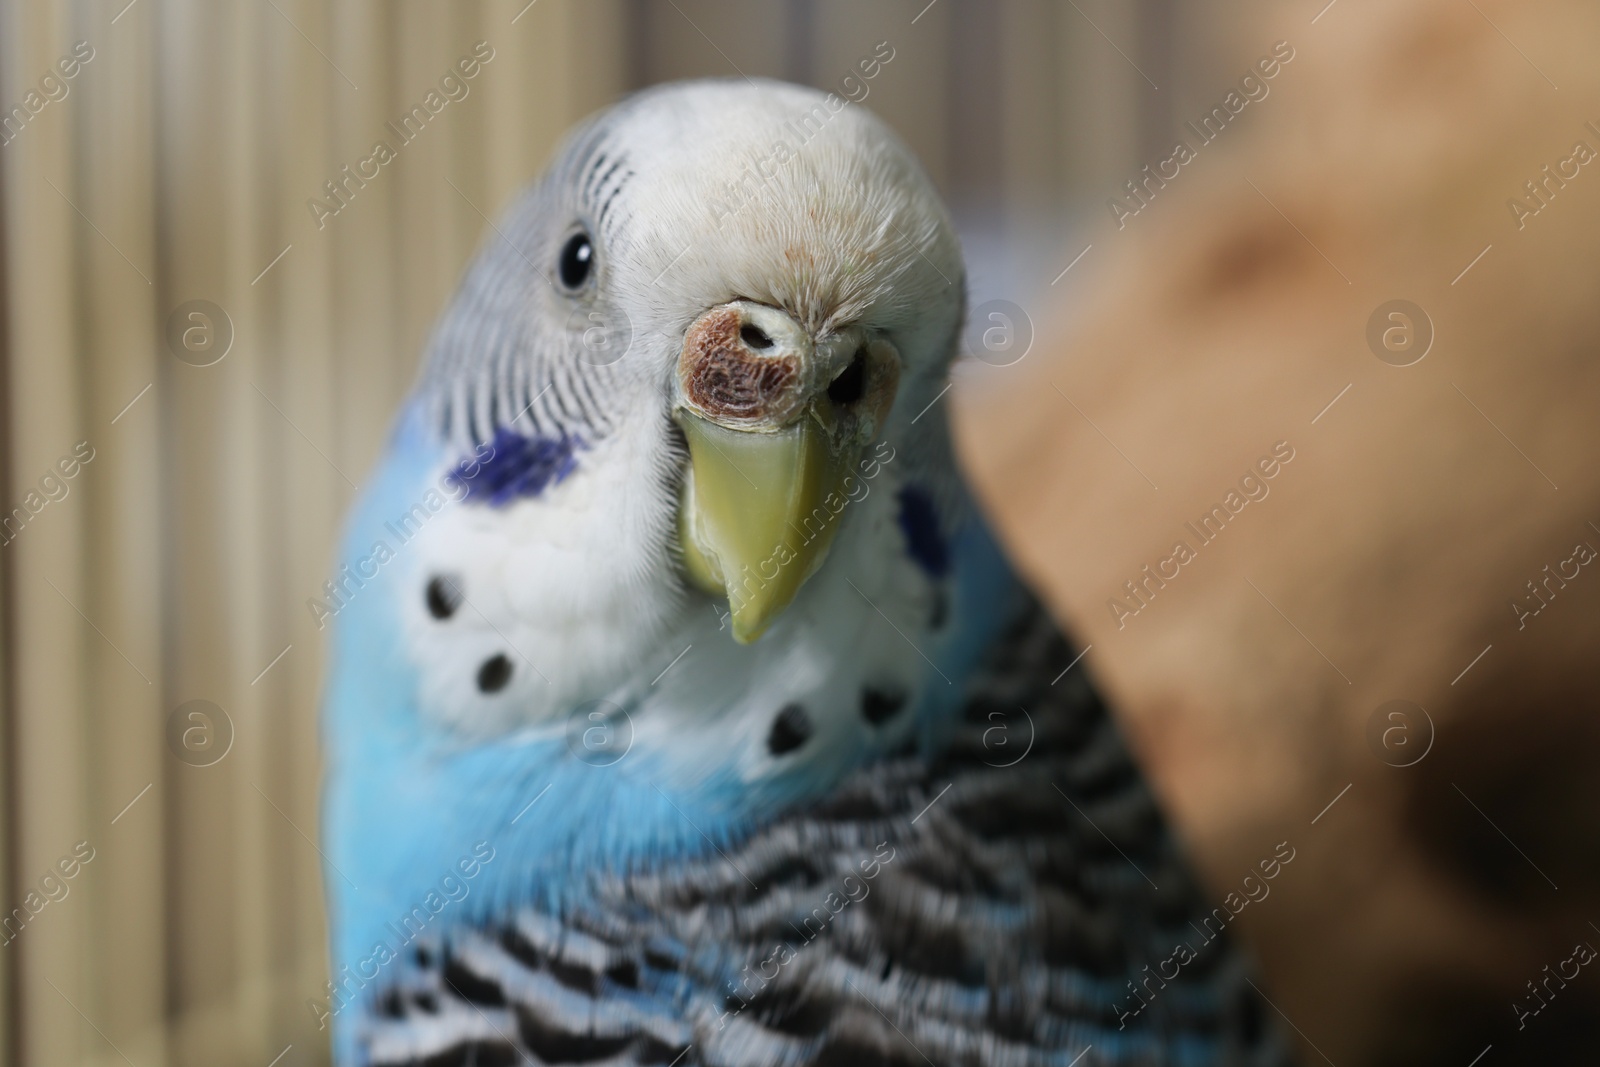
[896,485,950,578]
[454,428,583,506]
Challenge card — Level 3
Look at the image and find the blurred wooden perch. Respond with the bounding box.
[956,1,1600,1063]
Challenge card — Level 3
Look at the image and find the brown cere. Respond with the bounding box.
[680,307,804,424]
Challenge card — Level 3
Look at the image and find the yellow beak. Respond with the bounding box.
[676,409,859,644]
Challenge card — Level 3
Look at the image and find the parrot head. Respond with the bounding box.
[388,77,991,740]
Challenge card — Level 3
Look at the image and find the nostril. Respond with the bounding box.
[827,347,868,406]
[739,324,773,351]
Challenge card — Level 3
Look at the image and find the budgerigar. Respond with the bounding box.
[320,79,1289,1067]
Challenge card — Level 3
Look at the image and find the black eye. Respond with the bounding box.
[558,231,594,290]
[827,347,867,406]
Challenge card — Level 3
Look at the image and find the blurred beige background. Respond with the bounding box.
[2,0,1593,1064]
[955,0,1600,1063]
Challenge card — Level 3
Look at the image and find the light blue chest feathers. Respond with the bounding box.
[317,404,1021,1044]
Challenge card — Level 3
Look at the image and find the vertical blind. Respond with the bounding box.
[0,1,1204,1061]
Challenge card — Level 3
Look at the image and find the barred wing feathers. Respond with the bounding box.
[356,604,1290,1067]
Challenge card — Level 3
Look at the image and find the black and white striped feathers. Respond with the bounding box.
[353,603,1289,1067]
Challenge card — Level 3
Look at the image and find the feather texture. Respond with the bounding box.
[349,603,1289,1067]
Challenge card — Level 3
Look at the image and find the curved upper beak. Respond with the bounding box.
[674,301,899,643]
